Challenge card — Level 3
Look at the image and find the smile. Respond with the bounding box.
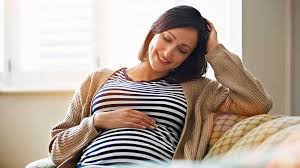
[157,54,170,65]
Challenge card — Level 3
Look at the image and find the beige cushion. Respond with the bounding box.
[25,158,55,168]
[205,114,300,160]
[205,114,282,159]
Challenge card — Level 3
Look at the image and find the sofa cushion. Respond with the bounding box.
[208,113,247,150]
[259,123,300,148]
[204,114,282,159]
[25,158,55,168]
[226,116,300,155]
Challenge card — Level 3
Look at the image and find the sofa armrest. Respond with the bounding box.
[25,158,56,168]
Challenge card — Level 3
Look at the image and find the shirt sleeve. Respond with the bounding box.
[205,44,273,116]
[48,72,101,166]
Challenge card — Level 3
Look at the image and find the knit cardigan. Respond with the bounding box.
[49,44,273,168]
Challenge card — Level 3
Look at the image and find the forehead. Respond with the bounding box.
[163,27,198,48]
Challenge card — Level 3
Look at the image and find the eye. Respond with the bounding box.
[178,47,189,54]
[163,34,172,42]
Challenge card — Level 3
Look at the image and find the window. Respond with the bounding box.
[0,0,242,92]
[0,0,95,92]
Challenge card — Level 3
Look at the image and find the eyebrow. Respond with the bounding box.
[167,31,193,51]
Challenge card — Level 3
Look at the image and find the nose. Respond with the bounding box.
[164,45,175,59]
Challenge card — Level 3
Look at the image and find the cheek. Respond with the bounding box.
[148,36,160,49]
[148,40,163,59]
[147,43,155,62]
[147,45,156,65]
[150,37,166,53]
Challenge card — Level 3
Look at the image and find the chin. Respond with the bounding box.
[150,64,170,74]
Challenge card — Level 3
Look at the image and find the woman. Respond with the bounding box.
[49,5,273,168]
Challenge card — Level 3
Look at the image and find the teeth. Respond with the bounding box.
[160,56,168,63]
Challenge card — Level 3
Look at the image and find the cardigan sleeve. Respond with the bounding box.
[205,44,273,116]
[48,72,100,166]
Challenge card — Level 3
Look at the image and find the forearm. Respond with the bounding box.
[49,115,99,166]
[206,44,272,116]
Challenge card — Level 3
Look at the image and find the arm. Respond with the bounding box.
[205,20,272,116]
[206,44,272,116]
[48,72,100,166]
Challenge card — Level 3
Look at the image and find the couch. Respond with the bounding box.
[26,113,300,168]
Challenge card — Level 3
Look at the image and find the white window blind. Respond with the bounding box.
[0,0,95,92]
[19,0,94,72]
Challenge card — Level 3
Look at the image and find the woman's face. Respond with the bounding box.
[147,27,198,74]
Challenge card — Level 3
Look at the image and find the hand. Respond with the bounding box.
[206,19,219,53]
[93,108,157,130]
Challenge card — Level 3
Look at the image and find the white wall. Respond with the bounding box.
[293,0,300,115]
[0,0,298,167]
[0,92,73,167]
[242,0,294,116]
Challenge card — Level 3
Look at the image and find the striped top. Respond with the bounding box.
[77,68,187,167]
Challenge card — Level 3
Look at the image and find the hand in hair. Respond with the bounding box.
[206,20,219,53]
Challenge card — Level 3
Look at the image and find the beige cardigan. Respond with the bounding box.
[49,44,273,168]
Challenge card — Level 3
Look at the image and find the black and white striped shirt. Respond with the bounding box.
[78,68,187,167]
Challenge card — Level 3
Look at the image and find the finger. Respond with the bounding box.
[205,19,215,30]
[129,118,155,129]
[124,122,146,129]
[129,110,156,124]
[117,108,155,126]
[207,24,212,32]
[206,19,214,27]
[207,24,214,31]
[129,113,156,128]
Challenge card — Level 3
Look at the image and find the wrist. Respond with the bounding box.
[93,113,103,131]
[205,43,225,63]
[207,42,219,54]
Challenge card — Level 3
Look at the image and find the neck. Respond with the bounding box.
[127,62,168,82]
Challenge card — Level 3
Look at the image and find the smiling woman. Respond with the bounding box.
[48,5,272,168]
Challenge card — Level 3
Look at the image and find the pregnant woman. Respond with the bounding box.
[49,5,272,168]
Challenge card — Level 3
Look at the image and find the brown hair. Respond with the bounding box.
[138,5,209,83]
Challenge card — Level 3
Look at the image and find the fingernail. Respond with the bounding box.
[151,126,155,129]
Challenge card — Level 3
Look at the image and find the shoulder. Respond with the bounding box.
[77,68,115,90]
[87,68,115,81]
[93,68,115,76]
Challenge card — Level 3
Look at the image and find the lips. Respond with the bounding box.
[157,53,170,65]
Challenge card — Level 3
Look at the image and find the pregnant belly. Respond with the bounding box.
[78,127,179,167]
